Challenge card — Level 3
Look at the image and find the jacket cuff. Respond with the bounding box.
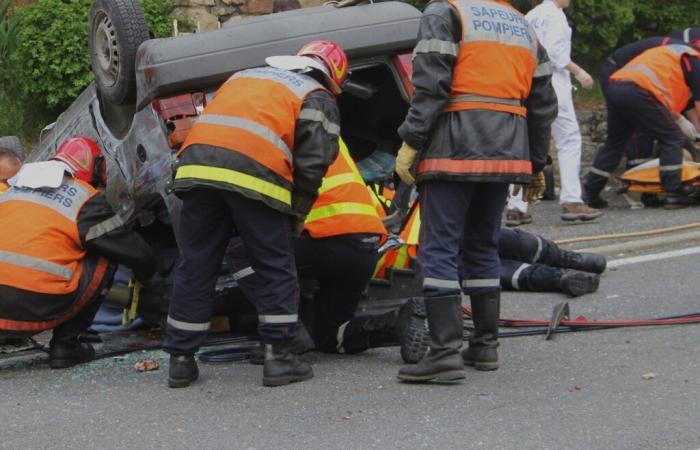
[292,193,316,218]
[398,123,425,151]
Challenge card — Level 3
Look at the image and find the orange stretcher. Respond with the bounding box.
[619,159,700,193]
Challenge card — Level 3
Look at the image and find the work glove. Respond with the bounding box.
[524,171,546,203]
[395,142,418,185]
[574,69,594,89]
[676,115,699,141]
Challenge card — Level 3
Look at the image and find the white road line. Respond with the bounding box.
[608,246,700,268]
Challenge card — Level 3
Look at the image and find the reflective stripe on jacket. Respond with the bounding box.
[175,66,328,209]
[0,176,97,295]
[444,0,539,117]
[304,140,387,238]
[611,44,699,114]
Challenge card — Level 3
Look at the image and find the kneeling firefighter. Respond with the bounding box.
[164,40,346,388]
[394,0,558,382]
[0,137,156,368]
[231,140,429,364]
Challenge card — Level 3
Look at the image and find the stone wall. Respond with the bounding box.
[172,0,325,31]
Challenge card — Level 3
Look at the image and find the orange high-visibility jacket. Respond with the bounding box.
[304,140,387,238]
[0,177,97,295]
[611,44,699,114]
[444,0,539,117]
[177,66,329,211]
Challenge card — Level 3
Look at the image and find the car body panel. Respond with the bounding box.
[135,2,420,109]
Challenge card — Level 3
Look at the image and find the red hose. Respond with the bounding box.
[461,306,700,329]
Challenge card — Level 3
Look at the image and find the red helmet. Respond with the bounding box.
[52,136,105,185]
[297,40,348,95]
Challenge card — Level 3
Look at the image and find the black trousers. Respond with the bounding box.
[227,233,379,353]
[295,234,379,353]
[584,82,685,195]
[163,188,298,356]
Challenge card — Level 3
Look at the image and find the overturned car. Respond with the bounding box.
[30,0,423,323]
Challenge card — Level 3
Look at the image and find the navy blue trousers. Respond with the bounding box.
[499,228,563,291]
[600,62,657,168]
[584,82,684,195]
[418,180,508,298]
[163,188,298,356]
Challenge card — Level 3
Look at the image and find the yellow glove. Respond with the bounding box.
[523,172,545,203]
[395,142,418,185]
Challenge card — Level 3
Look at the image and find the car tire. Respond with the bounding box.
[88,0,149,106]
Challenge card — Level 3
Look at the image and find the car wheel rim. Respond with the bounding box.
[92,10,119,87]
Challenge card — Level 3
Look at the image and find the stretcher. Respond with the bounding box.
[619,159,700,193]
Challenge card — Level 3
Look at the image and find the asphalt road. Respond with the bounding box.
[2,233,700,449]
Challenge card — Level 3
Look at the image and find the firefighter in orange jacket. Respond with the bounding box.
[233,140,429,363]
[164,41,346,388]
[394,0,558,382]
[0,137,155,368]
[584,43,700,209]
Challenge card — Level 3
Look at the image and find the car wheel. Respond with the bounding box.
[88,0,149,106]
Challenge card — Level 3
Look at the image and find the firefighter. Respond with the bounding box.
[393,0,558,382]
[0,137,155,368]
[599,30,700,169]
[163,41,346,388]
[0,136,24,194]
[583,42,700,210]
[507,0,602,224]
[233,140,429,364]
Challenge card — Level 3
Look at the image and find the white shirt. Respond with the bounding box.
[525,0,572,73]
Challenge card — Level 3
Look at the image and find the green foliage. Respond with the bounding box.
[0,0,18,71]
[0,0,174,140]
[567,0,636,65]
[142,0,175,38]
[11,0,94,109]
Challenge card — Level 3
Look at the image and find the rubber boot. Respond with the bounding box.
[526,265,600,297]
[340,298,429,363]
[397,295,465,383]
[49,339,96,369]
[462,292,500,371]
[168,354,199,388]
[262,340,314,387]
[554,250,607,274]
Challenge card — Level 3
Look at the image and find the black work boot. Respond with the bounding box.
[341,298,429,363]
[555,250,607,274]
[397,295,465,382]
[262,340,314,387]
[49,339,96,369]
[582,190,608,209]
[559,270,600,297]
[462,292,500,371]
[168,354,199,388]
[664,190,697,209]
[249,323,315,366]
[526,265,600,298]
